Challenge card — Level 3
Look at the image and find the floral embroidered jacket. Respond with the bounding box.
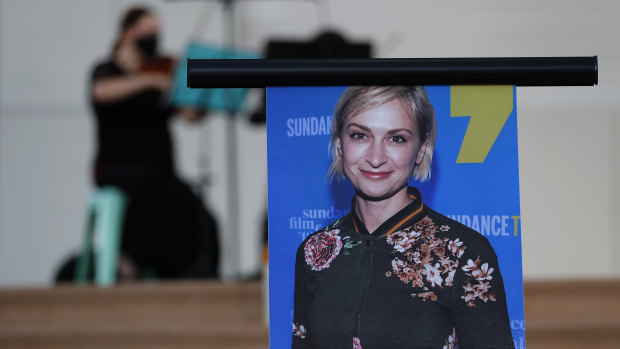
[292,187,514,349]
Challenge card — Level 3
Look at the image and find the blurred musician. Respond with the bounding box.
[89,6,219,280]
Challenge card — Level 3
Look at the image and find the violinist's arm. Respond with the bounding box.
[92,73,170,104]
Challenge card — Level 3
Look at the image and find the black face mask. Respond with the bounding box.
[136,35,158,57]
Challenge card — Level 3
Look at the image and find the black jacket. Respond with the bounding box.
[293,187,514,349]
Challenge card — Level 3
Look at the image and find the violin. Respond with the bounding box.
[140,55,176,75]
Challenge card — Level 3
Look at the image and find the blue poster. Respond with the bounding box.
[268,86,525,348]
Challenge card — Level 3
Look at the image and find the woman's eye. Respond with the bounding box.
[390,135,406,144]
[350,132,367,140]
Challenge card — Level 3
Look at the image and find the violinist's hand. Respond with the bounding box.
[142,73,171,92]
[177,107,206,123]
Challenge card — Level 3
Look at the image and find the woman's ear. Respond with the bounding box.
[335,138,343,157]
[416,134,430,165]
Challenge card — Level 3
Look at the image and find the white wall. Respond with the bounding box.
[1,0,618,286]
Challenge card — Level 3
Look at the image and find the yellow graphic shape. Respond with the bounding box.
[450,85,514,163]
[512,215,521,237]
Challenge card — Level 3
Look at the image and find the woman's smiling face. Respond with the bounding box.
[336,99,428,201]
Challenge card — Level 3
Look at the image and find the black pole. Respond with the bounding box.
[188,56,597,88]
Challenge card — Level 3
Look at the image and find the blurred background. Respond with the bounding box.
[0,0,618,348]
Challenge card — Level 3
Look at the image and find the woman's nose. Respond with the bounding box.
[365,140,387,168]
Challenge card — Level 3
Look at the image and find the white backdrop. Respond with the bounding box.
[0,0,618,286]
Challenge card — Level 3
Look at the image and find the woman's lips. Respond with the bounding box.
[360,170,391,180]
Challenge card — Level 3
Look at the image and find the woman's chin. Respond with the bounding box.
[354,185,400,202]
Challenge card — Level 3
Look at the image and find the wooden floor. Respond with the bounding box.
[0,282,267,349]
[0,279,618,348]
[523,280,620,349]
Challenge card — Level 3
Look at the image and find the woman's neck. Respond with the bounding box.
[354,187,412,234]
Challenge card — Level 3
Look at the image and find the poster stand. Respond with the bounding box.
[187,56,597,87]
[187,56,597,348]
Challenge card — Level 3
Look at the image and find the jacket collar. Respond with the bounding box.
[351,186,425,236]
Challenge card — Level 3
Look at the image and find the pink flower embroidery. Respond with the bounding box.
[387,216,466,292]
[443,328,458,349]
[461,257,481,273]
[293,323,306,338]
[424,263,443,287]
[412,291,438,302]
[304,229,343,271]
[353,337,363,349]
[461,258,497,307]
[448,238,465,257]
[387,229,421,252]
[475,281,492,294]
[472,262,494,281]
[445,269,456,286]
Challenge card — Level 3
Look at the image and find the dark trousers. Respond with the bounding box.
[95,160,219,278]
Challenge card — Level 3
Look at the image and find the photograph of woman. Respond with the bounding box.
[291,86,515,348]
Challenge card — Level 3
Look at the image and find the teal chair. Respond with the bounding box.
[75,187,127,287]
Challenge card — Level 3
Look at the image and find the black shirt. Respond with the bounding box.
[293,187,515,349]
[90,60,174,173]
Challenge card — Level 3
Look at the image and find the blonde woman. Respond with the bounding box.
[292,86,513,348]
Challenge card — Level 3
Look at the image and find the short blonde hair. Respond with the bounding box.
[327,86,437,183]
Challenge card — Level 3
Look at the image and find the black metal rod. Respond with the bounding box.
[188,56,597,87]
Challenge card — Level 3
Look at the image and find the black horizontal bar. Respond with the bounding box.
[187,57,597,88]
